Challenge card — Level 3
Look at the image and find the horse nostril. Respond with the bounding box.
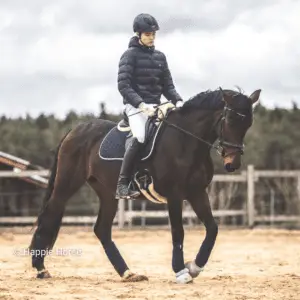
[224,163,235,172]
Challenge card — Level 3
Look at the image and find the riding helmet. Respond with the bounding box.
[133,13,160,33]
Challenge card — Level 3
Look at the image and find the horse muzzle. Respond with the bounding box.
[223,152,241,172]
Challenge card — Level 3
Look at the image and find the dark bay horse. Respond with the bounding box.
[29,88,261,283]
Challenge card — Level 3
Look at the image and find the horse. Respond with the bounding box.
[29,87,261,284]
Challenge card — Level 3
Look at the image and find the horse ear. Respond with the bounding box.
[249,89,261,104]
[220,88,234,105]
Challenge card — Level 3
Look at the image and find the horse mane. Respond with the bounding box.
[181,89,224,112]
[181,87,249,112]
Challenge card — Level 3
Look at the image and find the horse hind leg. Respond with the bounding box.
[29,134,87,278]
[88,177,148,282]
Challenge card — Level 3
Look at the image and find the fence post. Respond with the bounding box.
[297,173,300,216]
[118,199,125,229]
[247,164,255,228]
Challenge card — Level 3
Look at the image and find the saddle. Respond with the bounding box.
[99,111,161,161]
[98,109,172,204]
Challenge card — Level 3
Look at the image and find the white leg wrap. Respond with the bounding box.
[175,268,193,284]
[185,260,204,278]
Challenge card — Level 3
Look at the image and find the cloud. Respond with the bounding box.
[0,0,278,35]
[0,0,299,118]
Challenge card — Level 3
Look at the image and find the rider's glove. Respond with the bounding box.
[138,102,156,117]
[157,102,175,119]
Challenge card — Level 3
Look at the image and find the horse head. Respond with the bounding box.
[217,88,261,172]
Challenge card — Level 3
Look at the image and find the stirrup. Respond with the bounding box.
[116,190,140,200]
[127,181,140,198]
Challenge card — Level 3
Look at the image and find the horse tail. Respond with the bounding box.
[44,130,71,206]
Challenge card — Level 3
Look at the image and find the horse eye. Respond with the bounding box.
[227,114,238,124]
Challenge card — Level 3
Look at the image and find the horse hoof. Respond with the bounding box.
[122,270,148,282]
[175,268,193,284]
[37,270,51,279]
[185,261,204,278]
[123,274,148,282]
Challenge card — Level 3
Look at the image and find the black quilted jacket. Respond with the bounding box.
[117,36,182,108]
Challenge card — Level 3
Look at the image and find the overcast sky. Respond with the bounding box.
[0,0,299,119]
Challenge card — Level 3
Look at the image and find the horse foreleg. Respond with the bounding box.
[186,189,218,278]
[167,198,193,284]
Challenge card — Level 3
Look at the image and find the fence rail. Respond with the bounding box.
[0,165,300,228]
[0,170,50,177]
[0,209,246,227]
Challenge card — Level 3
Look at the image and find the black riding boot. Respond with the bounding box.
[115,138,142,199]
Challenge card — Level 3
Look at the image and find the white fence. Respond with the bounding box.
[0,165,299,228]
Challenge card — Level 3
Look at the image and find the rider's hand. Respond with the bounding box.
[138,102,156,117]
[157,101,175,119]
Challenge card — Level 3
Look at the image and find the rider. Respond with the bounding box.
[115,13,184,199]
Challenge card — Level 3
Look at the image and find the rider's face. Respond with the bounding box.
[140,32,156,47]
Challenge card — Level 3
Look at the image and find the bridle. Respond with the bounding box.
[153,103,247,157]
[216,105,246,157]
[127,101,248,157]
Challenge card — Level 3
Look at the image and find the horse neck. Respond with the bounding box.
[173,108,221,146]
[154,109,220,177]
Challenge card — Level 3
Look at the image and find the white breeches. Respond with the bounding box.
[124,103,155,143]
